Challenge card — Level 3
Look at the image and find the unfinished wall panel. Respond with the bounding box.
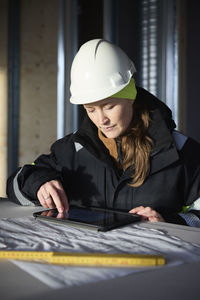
[19,0,58,166]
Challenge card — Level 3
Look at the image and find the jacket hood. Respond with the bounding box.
[135,87,176,131]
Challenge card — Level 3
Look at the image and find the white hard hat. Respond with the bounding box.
[70,39,136,104]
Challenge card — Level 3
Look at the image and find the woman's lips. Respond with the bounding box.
[101,125,115,131]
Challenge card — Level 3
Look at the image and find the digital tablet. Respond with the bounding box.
[33,205,141,232]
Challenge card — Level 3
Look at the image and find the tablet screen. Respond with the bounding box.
[33,206,141,231]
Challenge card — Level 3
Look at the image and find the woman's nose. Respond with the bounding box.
[98,110,109,125]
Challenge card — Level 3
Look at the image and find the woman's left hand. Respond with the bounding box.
[129,206,165,222]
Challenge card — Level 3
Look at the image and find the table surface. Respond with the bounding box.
[1,198,200,300]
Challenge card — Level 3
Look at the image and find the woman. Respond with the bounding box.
[7,39,200,226]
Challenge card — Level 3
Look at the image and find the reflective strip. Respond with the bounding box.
[13,168,36,206]
[172,130,188,150]
[74,142,83,152]
[179,212,200,228]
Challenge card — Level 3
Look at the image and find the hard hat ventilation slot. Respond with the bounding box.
[94,39,105,59]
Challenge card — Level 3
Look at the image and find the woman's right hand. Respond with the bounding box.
[37,180,69,213]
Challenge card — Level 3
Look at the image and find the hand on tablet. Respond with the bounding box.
[129,206,165,222]
[37,180,69,213]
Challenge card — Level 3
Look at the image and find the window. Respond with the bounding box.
[140,0,178,125]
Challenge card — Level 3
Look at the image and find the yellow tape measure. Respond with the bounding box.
[0,251,165,267]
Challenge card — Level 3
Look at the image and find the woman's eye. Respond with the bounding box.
[86,108,94,113]
[105,105,114,110]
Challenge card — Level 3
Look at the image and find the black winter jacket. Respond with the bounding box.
[7,88,200,226]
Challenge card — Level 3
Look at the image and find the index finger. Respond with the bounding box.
[54,181,69,211]
[47,185,68,213]
[58,186,69,211]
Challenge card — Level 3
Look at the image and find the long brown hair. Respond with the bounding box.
[121,103,153,187]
